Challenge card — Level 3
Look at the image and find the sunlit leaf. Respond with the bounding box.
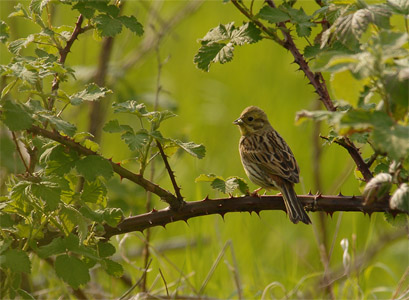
[0,20,9,43]
[257,6,289,23]
[76,155,113,181]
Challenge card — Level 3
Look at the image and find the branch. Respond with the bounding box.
[27,125,184,209]
[103,194,404,239]
[156,140,183,201]
[49,14,89,109]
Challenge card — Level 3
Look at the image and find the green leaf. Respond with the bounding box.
[0,20,10,43]
[102,119,131,133]
[173,140,206,159]
[45,145,79,176]
[0,249,31,273]
[39,114,77,137]
[194,42,230,71]
[118,15,144,36]
[37,237,66,258]
[2,99,34,130]
[81,179,107,204]
[390,183,409,213]
[31,182,61,211]
[79,206,104,223]
[373,125,409,161]
[94,14,122,37]
[59,205,83,235]
[257,6,289,23]
[7,36,34,55]
[8,3,30,19]
[362,173,392,204]
[103,207,123,227]
[29,0,50,15]
[17,289,36,300]
[112,100,149,116]
[296,23,312,37]
[101,258,123,277]
[195,173,222,183]
[304,44,321,59]
[97,242,116,258]
[76,155,113,181]
[384,212,408,227]
[70,83,112,105]
[121,129,149,151]
[387,0,409,15]
[384,72,409,119]
[55,254,90,289]
[230,22,262,45]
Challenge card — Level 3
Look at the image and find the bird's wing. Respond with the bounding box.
[240,130,300,183]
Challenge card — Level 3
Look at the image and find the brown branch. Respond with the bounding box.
[231,0,373,182]
[27,125,183,209]
[49,14,88,109]
[103,194,404,240]
[156,140,183,201]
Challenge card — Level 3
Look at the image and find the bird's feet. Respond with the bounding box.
[250,187,264,197]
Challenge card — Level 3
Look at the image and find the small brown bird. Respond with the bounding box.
[233,106,311,224]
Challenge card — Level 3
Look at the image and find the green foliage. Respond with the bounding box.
[194,22,262,71]
[196,174,249,195]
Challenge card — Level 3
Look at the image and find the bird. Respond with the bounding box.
[233,106,311,225]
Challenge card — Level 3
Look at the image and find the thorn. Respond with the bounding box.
[254,210,261,218]
[352,195,356,200]
[391,211,398,218]
[151,208,157,213]
[183,219,189,225]
[368,211,373,218]
[149,220,153,225]
[338,191,343,197]
[116,162,121,166]
[203,195,209,201]
[308,190,313,196]
[229,193,234,199]
[328,211,334,218]
[108,157,113,162]
[160,223,166,229]
[220,213,225,220]
[119,175,124,181]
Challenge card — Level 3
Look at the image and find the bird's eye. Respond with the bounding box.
[247,117,254,121]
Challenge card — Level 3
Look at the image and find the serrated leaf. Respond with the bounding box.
[97,242,116,258]
[70,83,112,105]
[121,129,149,151]
[39,114,77,136]
[0,20,10,43]
[194,42,230,71]
[112,100,149,116]
[363,173,392,204]
[81,179,107,204]
[60,206,83,235]
[384,212,408,227]
[211,178,228,193]
[55,254,90,289]
[103,207,123,227]
[304,44,321,59]
[45,145,79,176]
[373,124,409,161]
[30,0,50,15]
[195,173,221,183]
[173,140,206,159]
[102,258,123,277]
[8,36,34,55]
[257,6,289,23]
[37,237,66,258]
[31,182,61,211]
[76,155,113,181]
[118,15,143,36]
[2,99,34,130]
[390,183,409,212]
[8,4,30,19]
[0,249,31,273]
[200,22,234,44]
[102,119,132,133]
[296,23,313,37]
[94,14,122,37]
[230,22,262,45]
[79,206,104,223]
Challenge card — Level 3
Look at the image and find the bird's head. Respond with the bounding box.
[233,106,271,135]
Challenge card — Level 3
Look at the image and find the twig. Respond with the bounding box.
[159,268,170,297]
[49,14,88,110]
[320,135,373,182]
[103,194,404,240]
[392,265,409,300]
[156,140,183,201]
[11,132,30,174]
[27,125,181,209]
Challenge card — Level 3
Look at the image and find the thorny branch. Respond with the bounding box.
[103,194,404,240]
[230,0,373,182]
[27,125,183,210]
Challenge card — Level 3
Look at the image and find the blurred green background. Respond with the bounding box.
[1,0,408,298]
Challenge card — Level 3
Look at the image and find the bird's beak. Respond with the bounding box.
[233,118,243,125]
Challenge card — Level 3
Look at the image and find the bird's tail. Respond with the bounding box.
[280,182,311,225]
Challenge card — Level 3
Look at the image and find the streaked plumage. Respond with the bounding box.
[234,106,311,225]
